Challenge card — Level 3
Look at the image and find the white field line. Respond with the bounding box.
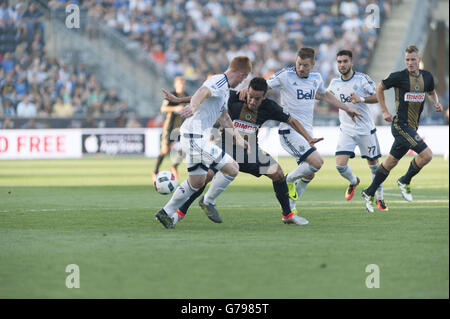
[0,200,448,214]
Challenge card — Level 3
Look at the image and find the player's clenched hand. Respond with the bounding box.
[162,89,180,103]
[308,137,324,147]
[350,93,361,104]
[434,102,443,112]
[180,104,194,119]
[382,110,393,122]
[238,88,248,101]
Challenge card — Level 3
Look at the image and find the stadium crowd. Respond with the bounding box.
[49,0,393,89]
[0,0,129,125]
[2,0,447,127]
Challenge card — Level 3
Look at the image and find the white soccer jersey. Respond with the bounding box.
[180,74,230,136]
[267,68,326,135]
[327,72,376,136]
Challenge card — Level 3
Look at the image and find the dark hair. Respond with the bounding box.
[337,50,353,59]
[297,47,315,61]
[248,77,268,94]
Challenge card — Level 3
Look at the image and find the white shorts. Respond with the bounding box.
[335,128,381,161]
[278,123,316,164]
[180,133,233,175]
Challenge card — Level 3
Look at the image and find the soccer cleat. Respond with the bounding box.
[361,190,375,213]
[170,166,180,180]
[397,180,413,202]
[376,199,389,211]
[286,175,298,201]
[155,209,175,229]
[345,177,360,201]
[199,196,223,223]
[282,211,309,226]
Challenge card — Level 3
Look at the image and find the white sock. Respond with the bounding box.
[286,162,318,184]
[163,180,199,216]
[289,178,312,210]
[369,163,384,200]
[336,165,358,185]
[203,172,235,205]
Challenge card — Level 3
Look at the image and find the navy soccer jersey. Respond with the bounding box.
[382,68,434,130]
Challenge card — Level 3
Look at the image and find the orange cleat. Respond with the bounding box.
[376,199,389,211]
[345,177,360,201]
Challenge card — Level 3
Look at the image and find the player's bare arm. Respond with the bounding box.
[350,93,378,104]
[180,86,211,119]
[162,89,192,104]
[316,91,363,121]
[218,110,250,152]
[160,99,184,113]
[426,90,444,112]
[288,117,324,147]
[376,83,393,122]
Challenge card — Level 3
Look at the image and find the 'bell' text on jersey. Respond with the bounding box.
[328,72,376,136]
[382,69,434,130]
[180,74,230,135]
[267,67,326,135]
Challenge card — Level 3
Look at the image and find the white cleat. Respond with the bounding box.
[282,212,309,226]
[397,180,413,202]
[361,190,375,213]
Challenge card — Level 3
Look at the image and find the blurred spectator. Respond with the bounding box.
[16,94,36,117]
[0,117,14,128]
[340,0,360,18]
[1,98,15,116]
[52,97,74,117]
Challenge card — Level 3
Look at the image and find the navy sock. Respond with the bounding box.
[366,164,390,196]
[399,158,421,185]
[178,185,206,215]
[273,177,291,217]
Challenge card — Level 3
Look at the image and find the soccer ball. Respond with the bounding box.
[154,171,178,195]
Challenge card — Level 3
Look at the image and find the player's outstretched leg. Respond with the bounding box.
[200,161,238,223]
[156,177,203,229]
[369,162,388,211]
[362,162,392,212]
[266,163,309,226]
[336,154,360,201]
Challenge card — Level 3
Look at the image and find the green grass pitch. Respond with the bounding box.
[0,156,448,298]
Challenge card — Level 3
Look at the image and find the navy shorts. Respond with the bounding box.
[390,120,428,159]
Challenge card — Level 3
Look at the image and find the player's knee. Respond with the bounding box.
[206,169,215,183]
[269,165,284,181]
[226,161,239,178]
[189,179,205,189]
[311,158,323,171]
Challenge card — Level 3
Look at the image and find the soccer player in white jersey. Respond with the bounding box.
[265,47,362,215]
[328,50,388,211]
[155,56,252,229]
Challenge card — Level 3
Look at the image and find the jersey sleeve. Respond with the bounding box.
[381,72,401,90]
[362,74,376,95]
[268,99,290,122]
[267,69,285,90]
[327,79,336,95]
[203,75,228,98]
[314,73,326,94]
